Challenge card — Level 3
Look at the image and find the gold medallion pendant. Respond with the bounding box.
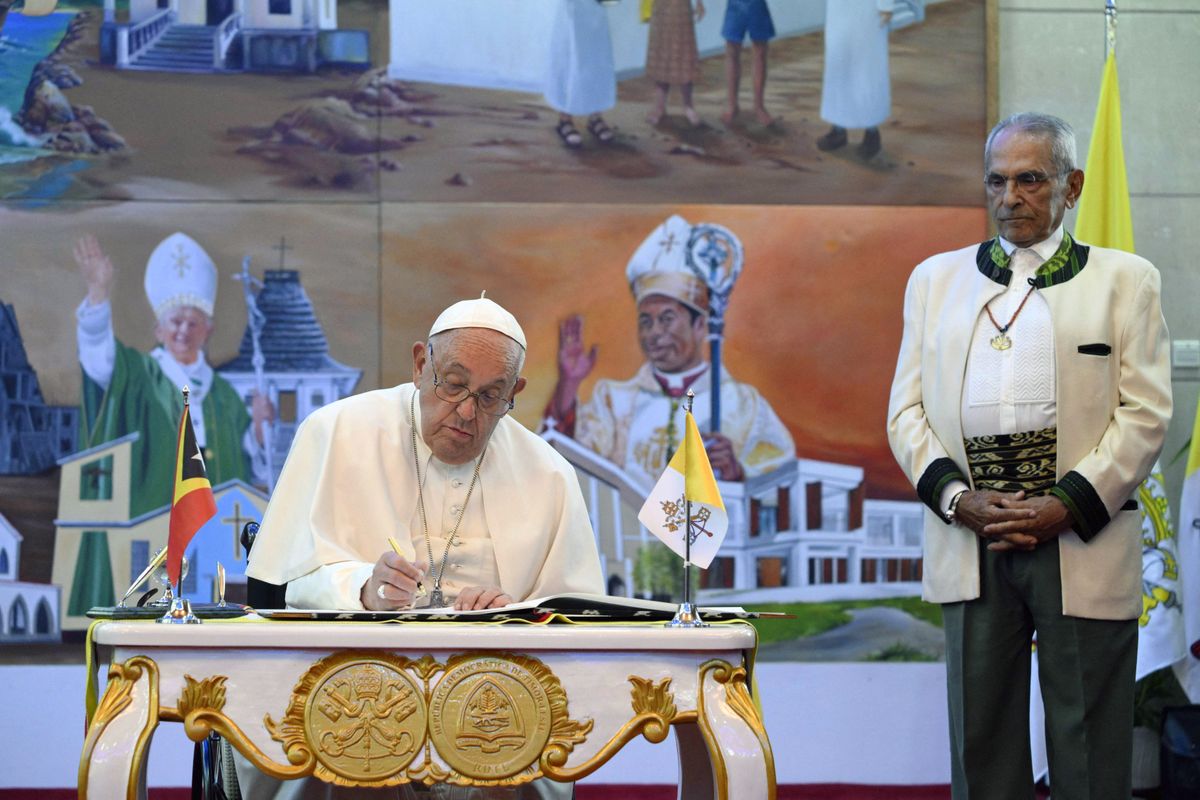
[990,333,1012,351]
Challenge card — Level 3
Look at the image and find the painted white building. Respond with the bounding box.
[0,512,60,643]
[102,0,364,72]
[543,430,925,601]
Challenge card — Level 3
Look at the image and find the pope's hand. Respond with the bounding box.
[74,234,114,306]
[362,551,428,610]
[454,586,513,611]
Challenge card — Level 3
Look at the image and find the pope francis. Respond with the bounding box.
[242,295,603,800]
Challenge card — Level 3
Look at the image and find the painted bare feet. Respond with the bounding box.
[684,106,702,127]
[721,106,739,125]
[646,107,665,125]
[754,106,774,126]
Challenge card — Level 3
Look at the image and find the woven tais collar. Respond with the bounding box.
[975,230,1090,288]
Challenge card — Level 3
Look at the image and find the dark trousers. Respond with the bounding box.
[942,538,1137,800]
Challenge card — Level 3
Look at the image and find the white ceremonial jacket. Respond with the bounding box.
[887,240,1171,620]
[246,383,604,608]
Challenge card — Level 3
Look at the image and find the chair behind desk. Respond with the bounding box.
[241,521,286,609]
[191,522,283,798]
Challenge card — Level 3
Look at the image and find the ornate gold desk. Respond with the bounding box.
[80,619,776,799]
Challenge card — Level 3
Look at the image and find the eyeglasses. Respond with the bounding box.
[984,171,1064,193]
[426,344,515,416]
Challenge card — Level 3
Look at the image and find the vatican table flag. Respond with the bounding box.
[637,411,728,568]
[167,396,217,587]
[1176,400,1200,702]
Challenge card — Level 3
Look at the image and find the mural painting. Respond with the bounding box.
[0,201,377,633]
[1,0,985,204]
[2,0,990,667]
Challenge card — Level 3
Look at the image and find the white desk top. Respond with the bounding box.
[92,616,758,651]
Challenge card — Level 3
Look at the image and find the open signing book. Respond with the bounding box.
[255,592,775,623]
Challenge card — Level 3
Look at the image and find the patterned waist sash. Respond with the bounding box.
[963,427,1057,496]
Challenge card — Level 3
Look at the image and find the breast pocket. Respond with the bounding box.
[1071,344,1117,417]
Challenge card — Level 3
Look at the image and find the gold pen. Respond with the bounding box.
[387,537,428,598]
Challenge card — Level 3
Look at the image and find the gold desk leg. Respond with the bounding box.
[693,660,777,800]
[78,656,160,800]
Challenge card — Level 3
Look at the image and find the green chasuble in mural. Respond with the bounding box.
[80,340,251,518]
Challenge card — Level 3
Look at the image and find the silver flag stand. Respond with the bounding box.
[667,392,709,628]
[157,582,200,624]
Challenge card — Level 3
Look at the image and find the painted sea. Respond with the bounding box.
[0,11,72,165]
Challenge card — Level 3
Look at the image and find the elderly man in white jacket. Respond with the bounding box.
[887,113,1171,799]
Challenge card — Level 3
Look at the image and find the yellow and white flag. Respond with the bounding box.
[637,411,728,568]
[1075,51,1134,252]
[1176,400,1200,701]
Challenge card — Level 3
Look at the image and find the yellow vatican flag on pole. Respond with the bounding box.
[1032,43,1188,782]
[637,411,728,569]
[1178,406,1200,701]
[1073,49,1185,682]
[1075,51,1134,252]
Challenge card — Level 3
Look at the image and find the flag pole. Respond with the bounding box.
[1105,0,1117,58]
[667,391,708,629]
[159,386,200,625]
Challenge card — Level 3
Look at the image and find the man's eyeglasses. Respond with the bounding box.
[426,343,515,416]
[984,171,1064,193]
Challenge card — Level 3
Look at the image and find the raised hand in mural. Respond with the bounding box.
[547,315,598,424]
[74,234,115,306]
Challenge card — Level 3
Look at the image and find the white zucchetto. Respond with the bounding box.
[428,293,527,349]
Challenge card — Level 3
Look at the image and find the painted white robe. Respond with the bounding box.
[575,363,795,492]
[820,0,893,129]
[543,0,616,116]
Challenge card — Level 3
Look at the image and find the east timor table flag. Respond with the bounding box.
[167,394,217,587]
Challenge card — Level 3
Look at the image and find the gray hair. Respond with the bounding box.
[985,112,1078,176]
